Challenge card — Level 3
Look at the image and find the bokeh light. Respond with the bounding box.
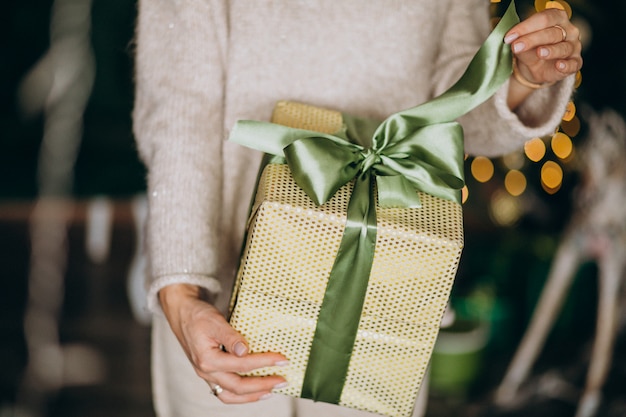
[541,161,563,193]
[471,157,495,183]
[489,189,522,226]
[524,137,546,162]
[502,152,525,170]
[575,71,583,88]
[551,132,573,160]
[542,1,573,18]
[504,170,527,196]
[562,101,576,122]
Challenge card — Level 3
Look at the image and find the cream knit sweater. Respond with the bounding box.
[133,0,574,315]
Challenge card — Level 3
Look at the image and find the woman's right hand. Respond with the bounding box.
[159,283,289,403]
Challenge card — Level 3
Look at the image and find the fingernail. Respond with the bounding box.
[504,33,519,44]
[557,61,566,70]
[259,393,274,401]
[512,42,525,53]
[233,342,247,357]
[275,360,290,367]
[539,47,549,57]
[273,382,289,390]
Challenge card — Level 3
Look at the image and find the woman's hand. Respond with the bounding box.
[159,283,289,404]
[505,7,583,109]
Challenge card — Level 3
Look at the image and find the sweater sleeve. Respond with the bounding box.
[132,0,228,313]
[432,0,574,157]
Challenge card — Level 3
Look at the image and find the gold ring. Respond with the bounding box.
[554,24,567,42]
[211,384,224,396]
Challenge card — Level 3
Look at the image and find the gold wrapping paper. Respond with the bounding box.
[229,101,464,417]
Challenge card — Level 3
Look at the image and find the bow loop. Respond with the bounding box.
[284,137,363,206]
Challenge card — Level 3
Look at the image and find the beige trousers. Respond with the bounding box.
[152,315,428,417]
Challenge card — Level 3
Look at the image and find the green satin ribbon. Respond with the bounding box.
[229,0,519,404]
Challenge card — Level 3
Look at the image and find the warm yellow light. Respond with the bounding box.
[534,0,547,11]
[541,161,563,190]
[562,101,576,122]
[545,1,564,10]
[471,156,495,183]
[504,170,527,196]
[545,1,572,18]
[462,186,469,204]
[489,190,522,227]
[551,132,573,160]
[502,152,525,170]
[575,71,583,88]
[524,137,546,162]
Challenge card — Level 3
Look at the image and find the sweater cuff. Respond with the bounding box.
[147,274,223,315]
[493,74,576,139]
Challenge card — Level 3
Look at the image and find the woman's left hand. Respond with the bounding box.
[505,7,583,87]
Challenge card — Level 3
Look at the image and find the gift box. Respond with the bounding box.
[228,4,519,415]
[229,101,463,417]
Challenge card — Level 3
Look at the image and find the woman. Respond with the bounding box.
[132,1,582,416]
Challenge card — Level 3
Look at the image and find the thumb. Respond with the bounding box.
[230,339,249,357]
[217,321,249,357]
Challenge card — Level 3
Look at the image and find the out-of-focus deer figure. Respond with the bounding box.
[494,107,626,417]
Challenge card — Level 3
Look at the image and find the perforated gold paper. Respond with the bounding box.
[229,102,464,417]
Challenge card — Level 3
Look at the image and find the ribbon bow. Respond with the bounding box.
[229,0,519,405]
[232,114,464,208]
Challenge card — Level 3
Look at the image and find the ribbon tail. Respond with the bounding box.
[373,0,519,141]
[285,138,362,205]
[377,176,423,208]
[301,172,377,403]
[416,0,518,118]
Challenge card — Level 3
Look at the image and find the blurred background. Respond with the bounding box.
[1,0,625,416]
